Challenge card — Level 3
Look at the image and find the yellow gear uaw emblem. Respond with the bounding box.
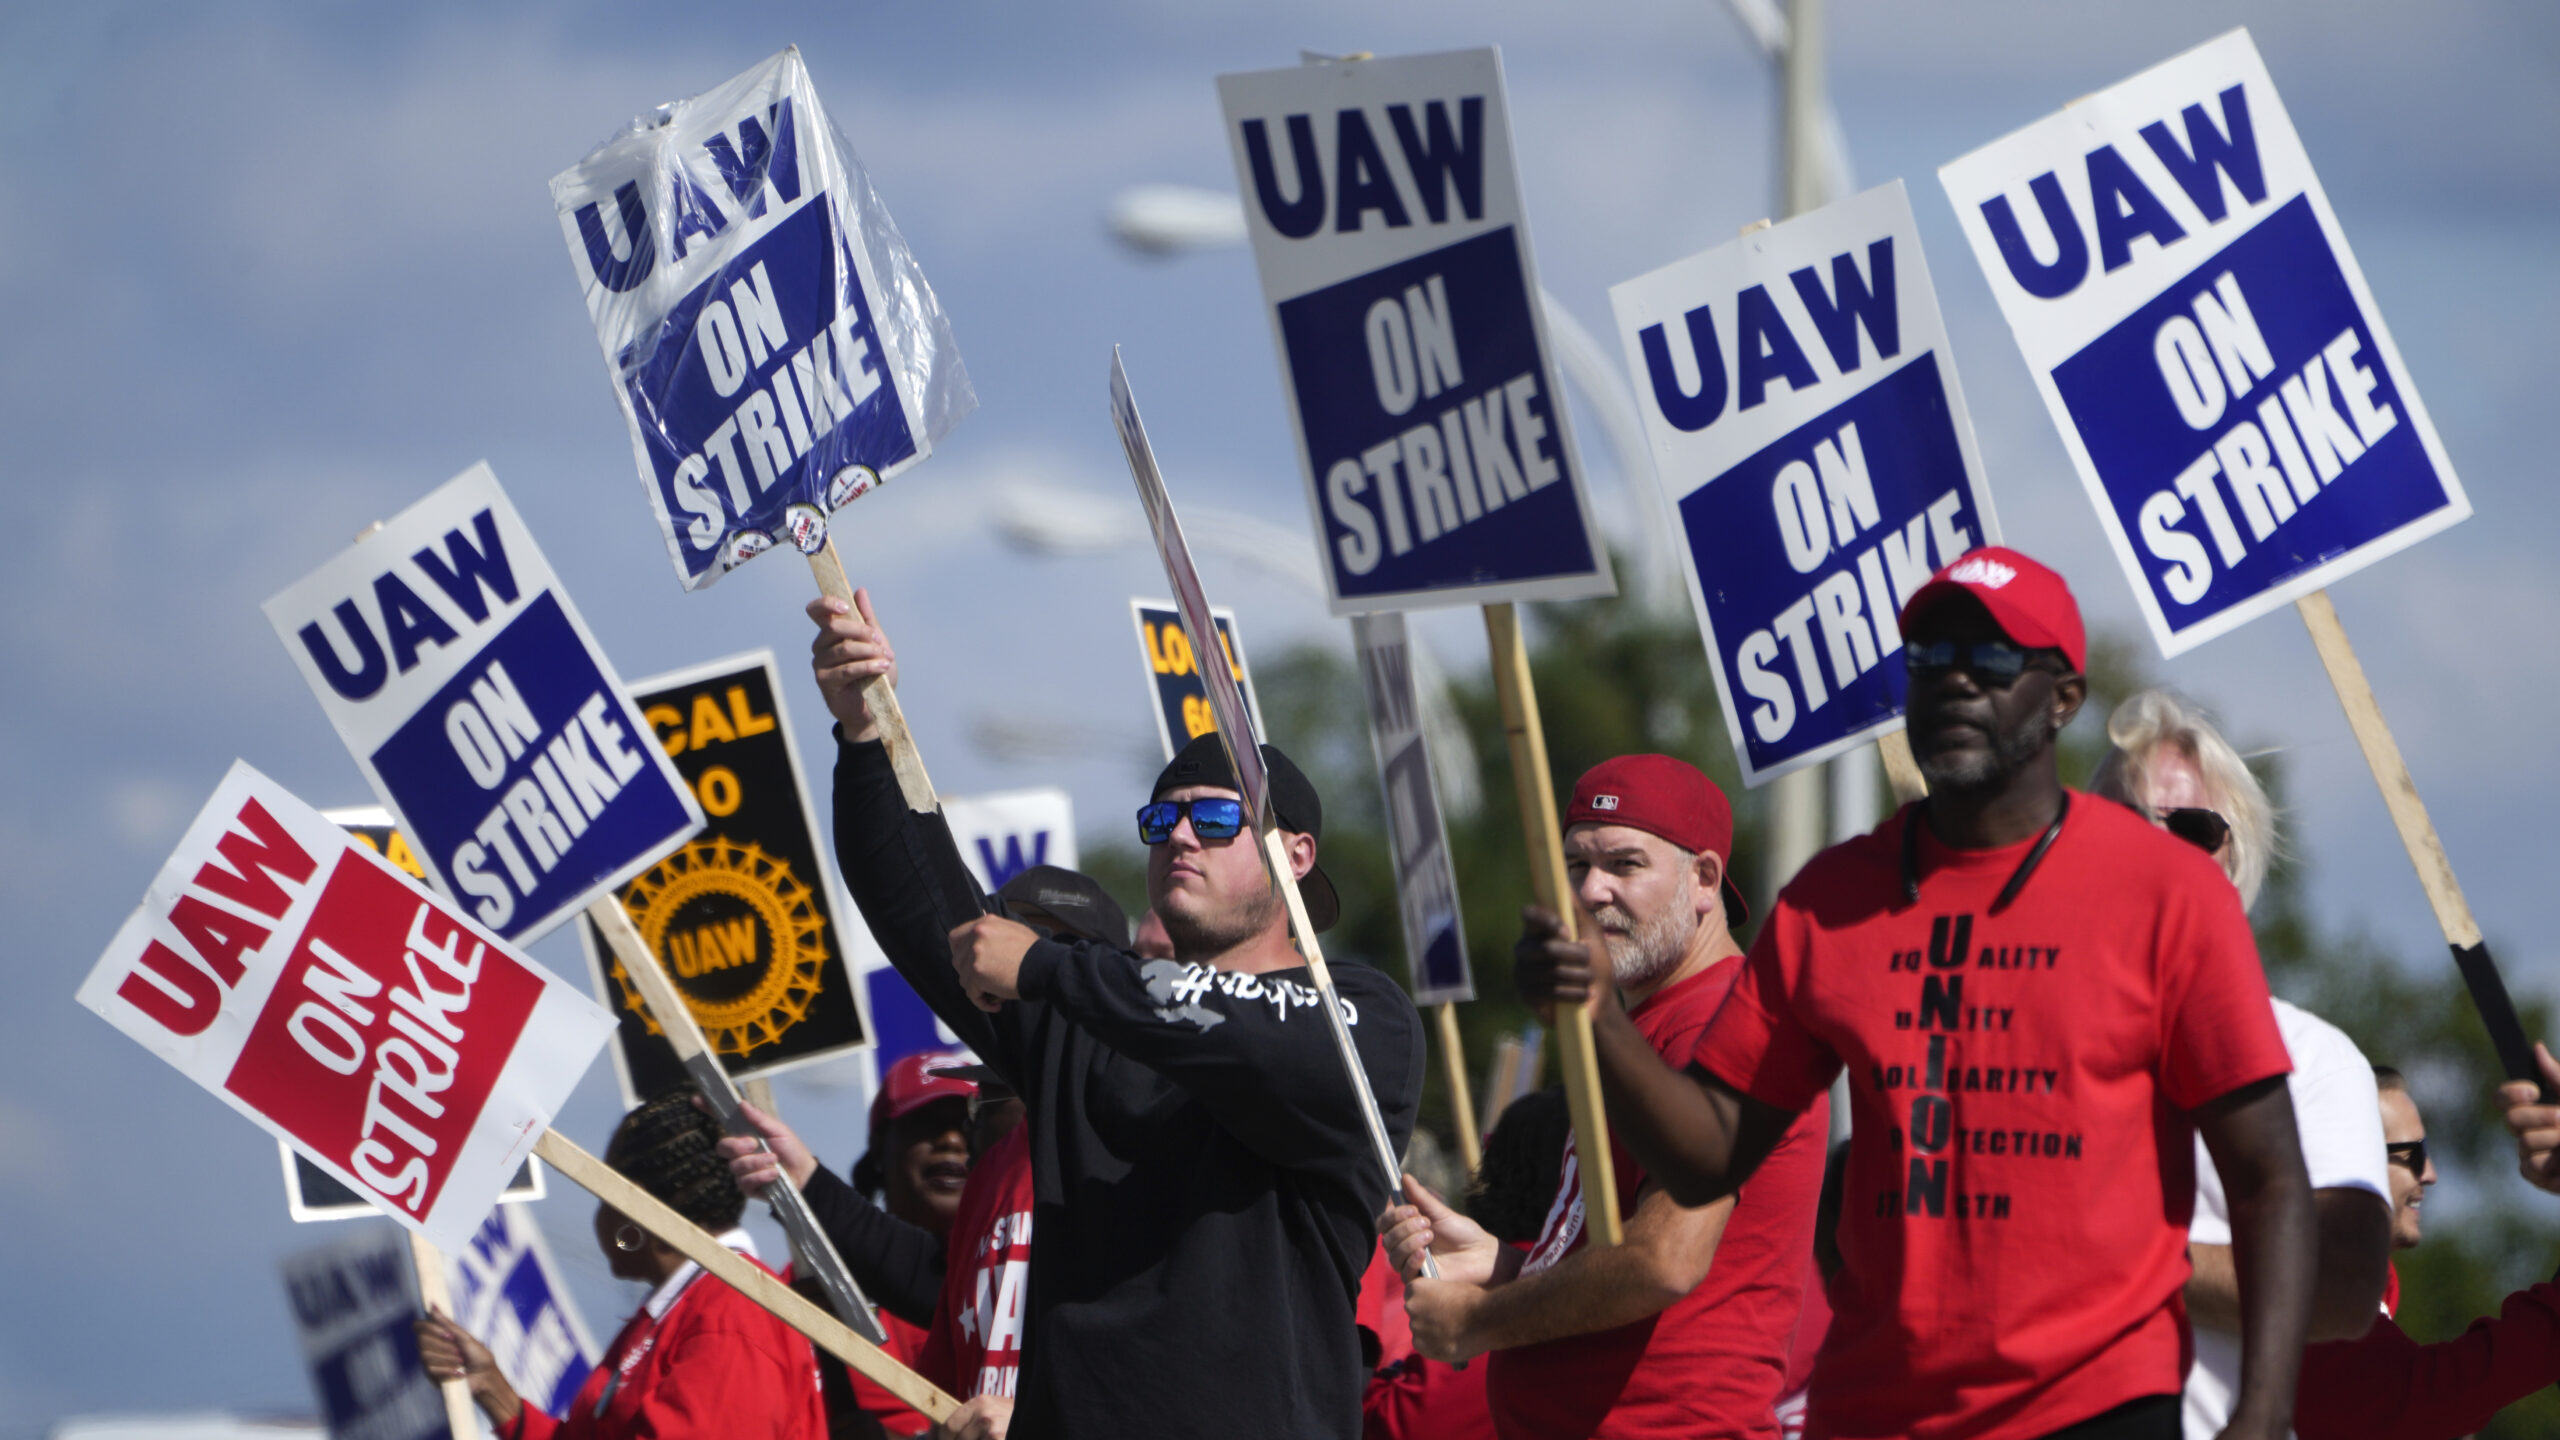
[607,839,825,1058]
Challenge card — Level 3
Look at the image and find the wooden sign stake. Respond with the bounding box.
[534,1129,956,1422]
[2296,591,2546,1093]
[810,537,939,813]
[587,895,892,1344]
[1436,1002,1482,1172]
[1876,729,1928,806]
[407,1231,477,1440]
[1483,602,1622,1246]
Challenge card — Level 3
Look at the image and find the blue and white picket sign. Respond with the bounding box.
[857,789,1077,1072]
[553,47,974,591]
[1131,598,1269,762]
[1218,49,1615,615]
[264,464,703,944]
[279,1228,446,1440]
[1940,29,2466,657]
[447,1204,599,1421]
[1352,613,1472,1005]
[1610,183,2000,786]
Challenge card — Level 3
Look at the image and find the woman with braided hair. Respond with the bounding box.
[416,1086,827,1439]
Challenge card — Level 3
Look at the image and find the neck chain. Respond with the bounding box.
[1901,793,2070,913]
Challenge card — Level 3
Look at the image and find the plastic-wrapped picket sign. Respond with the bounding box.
[553,46,974,590]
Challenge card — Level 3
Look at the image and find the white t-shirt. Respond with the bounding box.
[2182,998,2389,1439]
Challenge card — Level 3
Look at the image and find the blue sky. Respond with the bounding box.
[3,1,2554,1426]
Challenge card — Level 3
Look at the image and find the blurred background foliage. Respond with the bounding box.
[1084,561,2558,1434]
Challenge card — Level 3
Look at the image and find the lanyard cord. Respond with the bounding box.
[1901,793,2071,913]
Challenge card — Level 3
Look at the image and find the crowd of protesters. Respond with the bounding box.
[411,546,2560,1440]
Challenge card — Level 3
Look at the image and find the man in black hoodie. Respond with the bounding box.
[808,589,1423,1440]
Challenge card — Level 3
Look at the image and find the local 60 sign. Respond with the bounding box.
[1611,183,1998,784]
[1220,49,1614,615]
[1941,29,2466,655]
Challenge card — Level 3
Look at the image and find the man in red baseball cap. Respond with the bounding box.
[1383,754,1828,1439]
[1516,546,2321,1440]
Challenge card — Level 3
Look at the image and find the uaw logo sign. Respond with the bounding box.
[578,652,872,1104]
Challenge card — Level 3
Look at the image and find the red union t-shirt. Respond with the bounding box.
[1691,796,2290,1440]
[918,1124,1034,1400]
[1487,958,1827,1440]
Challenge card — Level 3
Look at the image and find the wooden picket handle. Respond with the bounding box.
[408,1232,477,1440]
[1436,1002,1483,1172]
[809,537,939,813]
[1877,729,1928,806]
[1482,602,1622,1246]
[2296,591,2546,1092]
[534,1130,957,1422]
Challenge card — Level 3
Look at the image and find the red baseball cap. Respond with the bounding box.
[870,1051,977,1133]
[1564,754,1750,924]
[1898,546,2086,672]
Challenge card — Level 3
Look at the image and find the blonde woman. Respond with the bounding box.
[2092,690,2391,1440]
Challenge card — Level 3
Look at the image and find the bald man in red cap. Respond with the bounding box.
[1515,547,2317,1440]
[1381,754,1828,1439]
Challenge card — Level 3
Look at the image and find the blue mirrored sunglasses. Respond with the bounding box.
[1136,797,1247,845]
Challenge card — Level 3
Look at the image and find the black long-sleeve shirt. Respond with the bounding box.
[800,1165,943,1327]
[832,736,1423,1440]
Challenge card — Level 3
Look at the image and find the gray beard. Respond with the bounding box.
[1917,710,2053,793]
[1597,873,1698,991]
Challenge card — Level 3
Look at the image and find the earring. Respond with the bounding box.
[614,1223,646,1253]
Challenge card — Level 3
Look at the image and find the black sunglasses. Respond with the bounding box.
[2387,1138,2428,1175]
[2160,807,2231,854]
[1137,797,1247,845]
[1904,639,2054,685]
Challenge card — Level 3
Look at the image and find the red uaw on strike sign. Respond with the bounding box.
[77,763,614,1252]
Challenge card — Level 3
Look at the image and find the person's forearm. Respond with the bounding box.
[1458,1243,1693,1350]
[800,1166,947,1325]
[2188,1241,2241,1333]
[1582,1001,1740,1206]
[2226,1165,2317,1433]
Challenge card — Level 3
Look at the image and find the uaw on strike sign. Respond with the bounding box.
[576,651,873,1108]
[1220,49,1614,615]
[1612,183,1998,785]
[79,764,614,1252]
[554,47,973,590]
[1940,30,2466,656]
[264,464,702,944]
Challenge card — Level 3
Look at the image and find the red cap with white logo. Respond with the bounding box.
[1565,754,1749,924]
[1898,545,2087,672]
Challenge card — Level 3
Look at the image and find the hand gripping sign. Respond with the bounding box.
[446,1203,602,1420]
[1111,349,1435,1276]
[264,464,702,945]
[1218,48,1613,614]
[1609,181,2001,786]
[575,651,873,1108]
[1938,29,2466,657]
[1131,598,1269,761]
[554,46,973,591]
[78,763,616,1254]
